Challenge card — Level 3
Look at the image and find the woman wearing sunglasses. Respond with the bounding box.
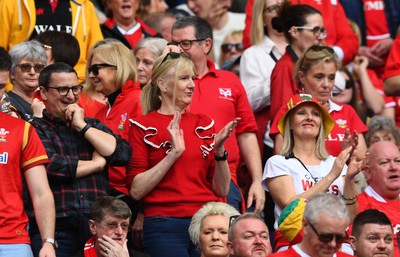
[263,94,361,252]
[8,40,47,121]
[127,52,238,257]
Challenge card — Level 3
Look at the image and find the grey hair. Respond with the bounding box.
[365,115,400,147]
[228,212,266,241]
[304,193,349,225]
[189,202,239,247]
[134,38,168,59]
[9,40,47,72]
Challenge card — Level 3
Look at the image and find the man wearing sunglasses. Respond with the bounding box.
[170,16,264,214]
[28,63,132,257]
[269,193,352,257]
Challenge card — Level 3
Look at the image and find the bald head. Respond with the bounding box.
[365,141,400,200]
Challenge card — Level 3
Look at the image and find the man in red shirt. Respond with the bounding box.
[358,141,400,257]
[170,16,264,213]
[269,193,352,257]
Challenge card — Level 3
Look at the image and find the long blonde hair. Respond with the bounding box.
[141,53,195,114]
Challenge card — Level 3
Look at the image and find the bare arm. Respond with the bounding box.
[342,150,362,222]
[75,151,106,178]
[130,112,185,200]
[267,147,352,209]
[237,132,265,213]
[384,75,400,96]
[212,118,239,197]
[25,165,56,257]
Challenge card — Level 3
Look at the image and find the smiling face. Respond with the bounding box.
[300,61,337,104]
[227,218,272,257]
[351,223,394,257]
[289,102,322,140]
[160,66,195,111]
[40,72,79,120]
[365,141,400,200]
[88,54,118,96]
[199,215,230,257]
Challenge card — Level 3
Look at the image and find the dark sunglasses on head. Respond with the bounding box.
[307,45,335,54]
[158,52,189,68]
[221,43,244,53]
[229,215,241,230]
[88,63,117,76]
[307,219,347,243]
[17,63,45,73]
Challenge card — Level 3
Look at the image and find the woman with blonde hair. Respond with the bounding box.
[127,52,238,257]
[189,202,240,257]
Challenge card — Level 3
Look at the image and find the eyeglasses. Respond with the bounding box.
[167,38,206,50]
[158,52,188,68]
[221,43,244,53]
[293,26,328,38]
[46,85,83,96]
[264,4,280,13]
[88,63,117,76]
[98,222,131,232]
[16,63,45,73]
[306,219,347,244]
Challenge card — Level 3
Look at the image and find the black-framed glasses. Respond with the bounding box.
[221,43,244,53]
[98,222,131,232]
[16,63,45,73]
[88,63,117,76]
[167,38,206,50]
[293,26,328,38]
[306,219,347,243]
[46,85,83,96]
[264,4,280,13]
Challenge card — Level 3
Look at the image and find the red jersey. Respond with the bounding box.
[189,60,258,182]
[383,34,400,80]
[95,80,142,195]
[358,186,400,257]
[269,245,353,257]
[0,112,49,244]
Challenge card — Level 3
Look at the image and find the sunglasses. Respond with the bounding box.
[167,38,206,50]
[158,52,188,68]
[88,63,117,76]
[17,63,45,73]
[293,26,328,38]
[307,219,347,243]
[221,43,244,53]
[345,79,354,89]
[47,85,83,96]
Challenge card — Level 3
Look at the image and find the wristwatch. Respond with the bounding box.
[214,150,228,161]
[43,238,58,250]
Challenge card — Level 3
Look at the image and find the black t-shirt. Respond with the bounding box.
[30,0,73,39]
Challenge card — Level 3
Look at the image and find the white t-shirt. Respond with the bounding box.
[262,154,347,229]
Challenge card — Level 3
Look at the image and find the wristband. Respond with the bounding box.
[80,123,91,137]
[43,238,58,249]
[215,150,228,162]
[341,195,357,201]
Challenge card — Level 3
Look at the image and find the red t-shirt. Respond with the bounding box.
[358,186,400,257]
[0,112,49,244]
[383,34,400,80]
[127,111,221,217]
[269,245,353,257]
[363,0,390,47]
[189,60,258,182]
